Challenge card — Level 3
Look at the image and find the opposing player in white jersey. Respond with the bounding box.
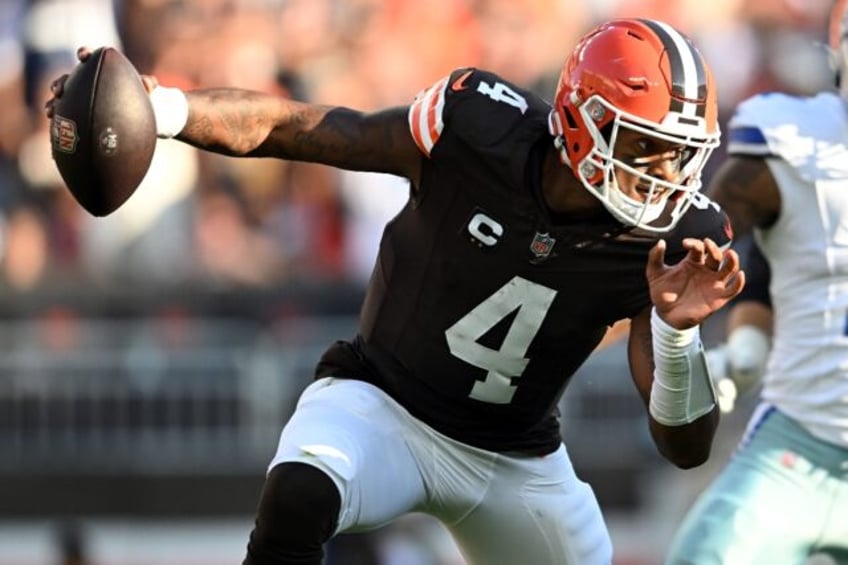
[666,2,848,562]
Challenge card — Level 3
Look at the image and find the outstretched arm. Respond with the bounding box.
[177,90,421,179]
[46,48,424,183]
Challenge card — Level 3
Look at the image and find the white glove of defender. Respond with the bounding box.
[704,325,770,414]
[704,345,738,413]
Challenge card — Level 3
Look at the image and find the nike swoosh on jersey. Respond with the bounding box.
[451,70,473,92]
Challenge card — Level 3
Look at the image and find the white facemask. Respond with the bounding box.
[606,184,667,226]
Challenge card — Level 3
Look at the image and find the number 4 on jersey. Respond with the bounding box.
[477,80,529,115]
[445,276,556,404]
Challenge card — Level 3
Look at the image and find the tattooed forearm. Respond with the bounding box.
[288,107,414,175]
[291,108,370,165]
[174,88,418,177]
[178,89,279,155]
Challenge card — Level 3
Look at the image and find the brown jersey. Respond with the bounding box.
[316,68,732,455]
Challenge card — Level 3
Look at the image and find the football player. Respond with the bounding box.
[666,2,848,563]
[47,18,743,565]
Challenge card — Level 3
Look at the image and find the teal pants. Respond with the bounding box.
[666,406,848,565]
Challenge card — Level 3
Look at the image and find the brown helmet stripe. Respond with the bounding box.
[639,19,708,117]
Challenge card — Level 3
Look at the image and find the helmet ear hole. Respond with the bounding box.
[563,105,579,129]
[561,106,583,155]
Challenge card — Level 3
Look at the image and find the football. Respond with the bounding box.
[50,47,156,217]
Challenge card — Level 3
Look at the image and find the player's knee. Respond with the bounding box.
[244,462,342,565]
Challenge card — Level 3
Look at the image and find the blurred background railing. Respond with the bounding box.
[0,285,662,515]
[0,286,360,480]
[0,318,345,476]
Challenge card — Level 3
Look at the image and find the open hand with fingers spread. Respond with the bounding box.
[646,237,745,330]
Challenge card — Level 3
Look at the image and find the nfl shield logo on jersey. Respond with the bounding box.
[530,232,556,261]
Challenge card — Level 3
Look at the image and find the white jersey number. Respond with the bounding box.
[476,80,529,115]
[445,276,556,404]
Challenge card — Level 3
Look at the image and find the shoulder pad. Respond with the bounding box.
[408,67,545,157]
[727,91,848,181]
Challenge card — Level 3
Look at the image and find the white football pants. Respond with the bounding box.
[268,377,612,565]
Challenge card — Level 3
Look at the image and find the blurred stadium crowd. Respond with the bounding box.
[0,0,836,294]
[0,1,840,564]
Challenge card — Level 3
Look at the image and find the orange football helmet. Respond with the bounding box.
[548,18,720,232]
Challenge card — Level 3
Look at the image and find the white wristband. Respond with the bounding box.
[648,307,716,426]
[149,85,189,139]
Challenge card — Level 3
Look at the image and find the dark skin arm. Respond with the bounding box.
[705,155,781,236]
[178,90,423,183]
[628,237,743,468]
[629,308,719,468]
[728,300,772,335]
[46,49,424,186]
